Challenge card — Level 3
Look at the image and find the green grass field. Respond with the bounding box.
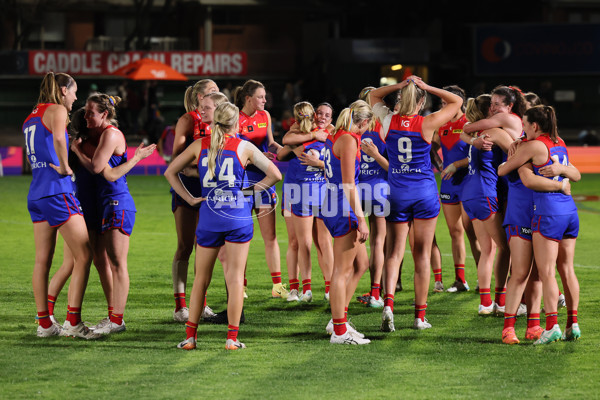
[1,174,600,399]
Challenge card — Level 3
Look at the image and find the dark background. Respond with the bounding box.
[1,0,599,146]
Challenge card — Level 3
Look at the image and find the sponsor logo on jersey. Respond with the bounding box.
[391,164,422,174]
[110,200,119,206]
[257,123,267,128]
[440,193,451,200]
[520,226,532,235]
[30,155,47,169]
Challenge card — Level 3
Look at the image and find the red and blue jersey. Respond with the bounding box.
[461,131,498,201]
[287,139,327,185]
[324,130,360,187]
[238,110,271,186]
[23,103,75,201]
[321,129,361,236]
[359,121,387,184]
[386,114,437,199]
[439,115,469,185]
[532,135,577,216]
[95,126,136,212]
[173,110,206,200]
[239,110,269,152]
[197,136,253,231]
[188,110,208,142]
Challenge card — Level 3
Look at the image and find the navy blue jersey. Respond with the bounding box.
[23,103,74,201]
[461,132,498,201]
[359,121,387,184]
[532,135,577,216]
[95,126,136,212]
[197,136,253,231]
[386,114,437,200]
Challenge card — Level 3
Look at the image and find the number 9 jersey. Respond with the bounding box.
[386,114,437,200]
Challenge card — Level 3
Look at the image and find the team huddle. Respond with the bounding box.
[25,71,581,348]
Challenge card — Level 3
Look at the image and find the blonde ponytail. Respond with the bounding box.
[333,100,373,134]
[207,102,239,180]
[293,101,315,135]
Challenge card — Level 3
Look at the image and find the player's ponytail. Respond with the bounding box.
[395,81,425,117]
[208,102,239,179]
[525,105,559,143]
[293,101,315,135]
[37,72,76,109]
[333,100,373,134]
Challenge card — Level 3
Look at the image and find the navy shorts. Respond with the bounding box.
[171,191,199,213]
[321,212,358,238]
[505,225,532,243]
[196,224,254,248]
[462,197,498,221]
[440,180,462,205]
[386,193,440,223]
[532,213,579,242]
[250,186,278,209]
[283,182,324,217]
[101,210,136,236]
[28,193,82,227]
[359,182,390,218]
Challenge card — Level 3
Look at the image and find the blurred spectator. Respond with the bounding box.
[578,129,599,146]
[126,81,143,136]
[222,82,233,101]
[157,121,176,163]
[143,81,164,143]
[280,109,295,132]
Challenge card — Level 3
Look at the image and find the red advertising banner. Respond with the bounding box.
[28,51,247,76]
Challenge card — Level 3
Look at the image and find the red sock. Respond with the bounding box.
[454,264,465,283]
[66,306,81,325]
[244,277,248,287]
[503,313,517,330]
[203,296,207,308]
[110,313,124,326]
[289,279,300,291]
[370,283,381,299]
[324,281,331,294]
[494,287,506,307]
[174,293,186,311]
[567,310,578,328]
[527,313,541,328]
[344,307,348,320]
[185,321,198,339]
[479,288,492,307]
[433,269,442,283]
[415,304,427,322]
[108,306,114,317]
[545,312,558,330]
[37,311,52,329]
[302,279,312,293]
[333,318,347,336]
[271,272,282,285]
[384,294,394,311]
[558,289,563,296]
[227,324,239,341]
[47,295,56,317]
